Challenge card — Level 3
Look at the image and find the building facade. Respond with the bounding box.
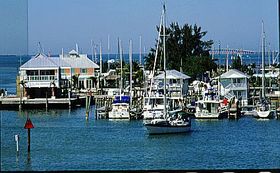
[219,69,250,106]
[18,50,99,98]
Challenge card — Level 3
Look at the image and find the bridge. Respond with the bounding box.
[209,48,279,64]
[209,49,257,55]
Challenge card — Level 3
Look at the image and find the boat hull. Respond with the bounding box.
[194,112,227,119]
[145,124,191,134]
[108,111,130,119]
[253,110,274,119]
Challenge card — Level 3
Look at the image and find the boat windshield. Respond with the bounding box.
[145,98,164,106]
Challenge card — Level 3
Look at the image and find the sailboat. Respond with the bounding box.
[108,39,130,119]
[144,5,191,134]
[253,21,274,119]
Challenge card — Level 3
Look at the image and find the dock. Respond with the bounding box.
[0,96,84,110]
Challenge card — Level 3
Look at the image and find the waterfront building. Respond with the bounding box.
[219,69,250,106]
[101,69,120,88]
[59,50,99,91]
[18,50,99,98]
[154,69,191,99]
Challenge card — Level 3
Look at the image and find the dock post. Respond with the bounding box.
[15,134,19,153]
[95,98,97,120]
[27,129,30,152]
[45,91,48,110]
[19,88,22,110]
[85,95,90,120]
[68,90,71,109]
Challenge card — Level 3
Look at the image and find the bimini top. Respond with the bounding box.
[154,69,191,80]
[220,69,250,79]
[113,95,130,104]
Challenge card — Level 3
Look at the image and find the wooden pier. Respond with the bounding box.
[94,95,113,119]
[0,96,83,110]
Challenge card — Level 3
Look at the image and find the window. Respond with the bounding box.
[80,68,87,74]
[26,70,38,75]
[40,70,54,75]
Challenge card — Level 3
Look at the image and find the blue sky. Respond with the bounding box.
[0,0,278,55]
[0,0,28,55]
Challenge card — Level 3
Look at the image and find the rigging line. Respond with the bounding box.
[147,8,164,104]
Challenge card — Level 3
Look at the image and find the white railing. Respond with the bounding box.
[225,83,246,89]
[26,75,57,81]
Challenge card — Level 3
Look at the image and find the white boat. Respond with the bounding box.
[108,102,130,119]
[144,5,191,135]
[253,100,274,119]
[253,21,274,119]
[195,99,228,119]
[108,95,130,119]
[142,96,167,120]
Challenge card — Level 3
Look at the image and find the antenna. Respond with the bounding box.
[38,42,43,54]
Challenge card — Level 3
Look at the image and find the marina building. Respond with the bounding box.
[154,69,191,98]
[17,50,99,98]
[219,69,250,106]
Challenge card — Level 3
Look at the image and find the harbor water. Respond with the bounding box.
[1,55,280,171]
[1,109,280,171]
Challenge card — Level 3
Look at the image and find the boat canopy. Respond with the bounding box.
[113,95,130,104]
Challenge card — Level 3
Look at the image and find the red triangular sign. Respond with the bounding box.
[24,118,34,129]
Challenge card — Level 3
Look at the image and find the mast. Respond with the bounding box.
[76,43,79,54]
[163,4,167,119]
[119,39,123,93]
[261,21,265,98]
[94,44,97,63]
[129,40,133,107]
[108,35,110,71]
[226,45,229,72]
[99,41,102,74]
[139,36,142,65]
[218,41,221,70]
[91,40,94,61]
[211,44,215,60]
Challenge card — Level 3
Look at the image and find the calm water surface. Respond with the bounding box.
[1,107,279,171]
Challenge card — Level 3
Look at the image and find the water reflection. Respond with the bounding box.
[24,152,32,171]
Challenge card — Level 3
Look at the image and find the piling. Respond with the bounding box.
[15,134,19,153]
[85,93,91,120]
[68,90,71,109]
[45,91,48,110]
[27,129,30,152]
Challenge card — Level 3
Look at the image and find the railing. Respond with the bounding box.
[225,83,247,89]
[26,75,57,81]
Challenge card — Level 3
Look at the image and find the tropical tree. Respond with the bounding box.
[144,22,217,81]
